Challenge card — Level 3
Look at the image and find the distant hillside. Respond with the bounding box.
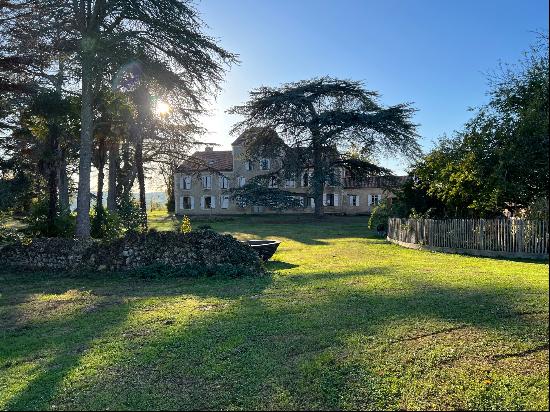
[70,192,168,211]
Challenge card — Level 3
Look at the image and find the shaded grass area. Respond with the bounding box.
[0,214,548,410]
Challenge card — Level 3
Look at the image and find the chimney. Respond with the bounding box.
[205,146,213,152]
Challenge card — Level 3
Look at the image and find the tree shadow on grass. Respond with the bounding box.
[265,260,299,271]
[13,267,543,410]
[1,296,132,411]
[0,268,275,410]
[171,214,380,246]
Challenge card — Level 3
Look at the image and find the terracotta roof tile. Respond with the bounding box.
[177,150,233,172]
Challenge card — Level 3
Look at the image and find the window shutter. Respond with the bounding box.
[310,198,315,208]
[356,195,360,206]
[211,196,216,208]
[200,196,205,209]
[368,194,372,206]
[179,196,183,209]
[323,193,327,206]
[221,196,229,209]
[180,176,184,189]
[190,197,195,209]
[334,194,339,206]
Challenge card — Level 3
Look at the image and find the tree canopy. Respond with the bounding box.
[407,36,549,218]
[229,77,420,216]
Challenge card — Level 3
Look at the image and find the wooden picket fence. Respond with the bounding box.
[387,218,549,259]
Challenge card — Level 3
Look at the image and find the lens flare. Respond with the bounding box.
[156,101,170,115]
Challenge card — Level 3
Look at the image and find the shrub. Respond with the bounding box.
[91,206,125,240]
[368,199,392,231]
[180,215,192,233]
[117,196,145,232]
[23,198,75,238]
[0,212,26,245]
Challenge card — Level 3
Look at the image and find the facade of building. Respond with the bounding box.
[174,135,404,216]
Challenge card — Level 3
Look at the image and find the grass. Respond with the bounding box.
[0,213,548,410]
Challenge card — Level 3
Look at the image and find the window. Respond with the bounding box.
[292,196,304,207]
[324,193,339,207]
[202,195,215,209]
[201,175,212,189]
[285,179,296,188]
[219,175,229,189]
[260,158,270,170]
[221,195,230,209]
[369,194,380,206]
[268,176,278,188]
[181,176,191,190]
[244,160,253,171]
[179,196,194,210]
[348,194,359,206]
[238,176,246,187]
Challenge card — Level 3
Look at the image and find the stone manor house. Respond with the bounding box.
[174,132,405,216]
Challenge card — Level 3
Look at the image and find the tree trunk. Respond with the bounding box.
[96,137,106,212]
[46,159,58,235]
[57,154,70,213]
[75,55,93,238]
[166,172,175,212]
[107,141,119,212]
[312,135,324,218]
[46,120,61,235]
[135,137,147,230]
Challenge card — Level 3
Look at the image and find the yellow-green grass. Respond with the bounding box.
[1,213,548,410]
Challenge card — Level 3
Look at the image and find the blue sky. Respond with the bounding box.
[193,0,548,174]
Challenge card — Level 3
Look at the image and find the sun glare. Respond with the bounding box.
[155,100,170,116]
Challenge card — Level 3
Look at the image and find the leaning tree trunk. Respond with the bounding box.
[107,141,119,212]
[75,55,93,238]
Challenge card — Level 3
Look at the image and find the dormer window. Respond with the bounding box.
[244,160,253,171]
[260,158,270,170]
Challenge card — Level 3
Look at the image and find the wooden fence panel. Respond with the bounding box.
[387,217,548,260]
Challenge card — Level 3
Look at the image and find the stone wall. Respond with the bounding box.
[0,230,265,275]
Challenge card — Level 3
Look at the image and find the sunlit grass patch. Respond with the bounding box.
[0,213,547,410]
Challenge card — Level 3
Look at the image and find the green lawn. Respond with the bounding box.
[1,214,548,410]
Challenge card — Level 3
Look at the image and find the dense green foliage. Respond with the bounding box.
[1,215,547,410]
[405,38,549,218]
[230,182,304,210]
